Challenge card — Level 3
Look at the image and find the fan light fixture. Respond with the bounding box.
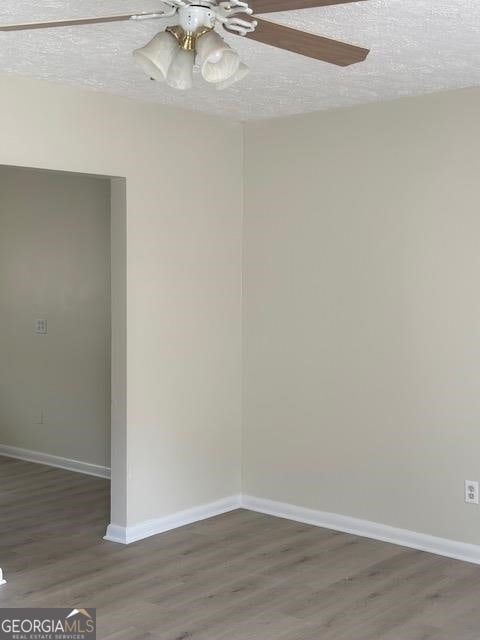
[133,31,178,82]
[167,47,195,90]
[196,30,240,84]
[133,3,253,91]
[0,1,371,93]
[214,62,250,90]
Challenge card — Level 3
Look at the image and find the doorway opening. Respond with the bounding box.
[0,165,126,582]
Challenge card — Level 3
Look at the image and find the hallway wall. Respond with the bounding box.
[0,166,111,468]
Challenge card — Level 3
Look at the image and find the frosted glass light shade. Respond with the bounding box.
[216,62,250,90]
[167,48,195,90]
[133,31,178,82]
[196,30,240,83]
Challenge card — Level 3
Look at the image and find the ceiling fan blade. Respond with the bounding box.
[238,17,369,66]
[249,0,367,14]
[0,12,163,32]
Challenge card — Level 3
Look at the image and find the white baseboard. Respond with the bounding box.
[101,490,480,566]
[241,495,480,566]
[0,444,110,479]
[103,492,480,565]
[104,494,242,544]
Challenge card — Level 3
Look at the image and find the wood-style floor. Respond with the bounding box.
[1,456,480,639]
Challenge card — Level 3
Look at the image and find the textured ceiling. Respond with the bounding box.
[0,1,480,120]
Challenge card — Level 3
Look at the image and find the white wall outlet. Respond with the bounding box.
[465,480,479,505]
[35,319,47,334]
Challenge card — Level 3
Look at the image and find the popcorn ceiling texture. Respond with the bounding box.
[0,0,479,119]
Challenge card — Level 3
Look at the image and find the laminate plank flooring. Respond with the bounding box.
[1,455,480,639]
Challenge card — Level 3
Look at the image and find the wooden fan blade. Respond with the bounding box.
[0,12,163,32]
[239,17,369,66]
[249,0,367,14]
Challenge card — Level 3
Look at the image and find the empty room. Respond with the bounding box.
[0,1,479,639]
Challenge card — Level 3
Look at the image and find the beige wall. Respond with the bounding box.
[0,73,242,527]
[4,71,479,547]
[243,88,480,545]
[0,166,111,467]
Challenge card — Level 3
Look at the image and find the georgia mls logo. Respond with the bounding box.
[66,609,92,620]
[0,607,96,640]
[65,609,95,632]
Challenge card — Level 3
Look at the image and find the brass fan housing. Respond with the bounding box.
[166,24,212,52]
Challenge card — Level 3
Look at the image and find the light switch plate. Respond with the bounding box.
[35,319,47,334]
[465,480,479,505]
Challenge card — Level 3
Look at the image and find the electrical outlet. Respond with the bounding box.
[465,480,479,505]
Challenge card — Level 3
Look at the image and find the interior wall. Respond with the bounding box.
[0,166,111,467]
[5,71,479,547]
[243,88,480,545]
[0,73,242,528]
[110,177,128,526]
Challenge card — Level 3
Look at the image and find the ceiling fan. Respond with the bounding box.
[0,0,370,91]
